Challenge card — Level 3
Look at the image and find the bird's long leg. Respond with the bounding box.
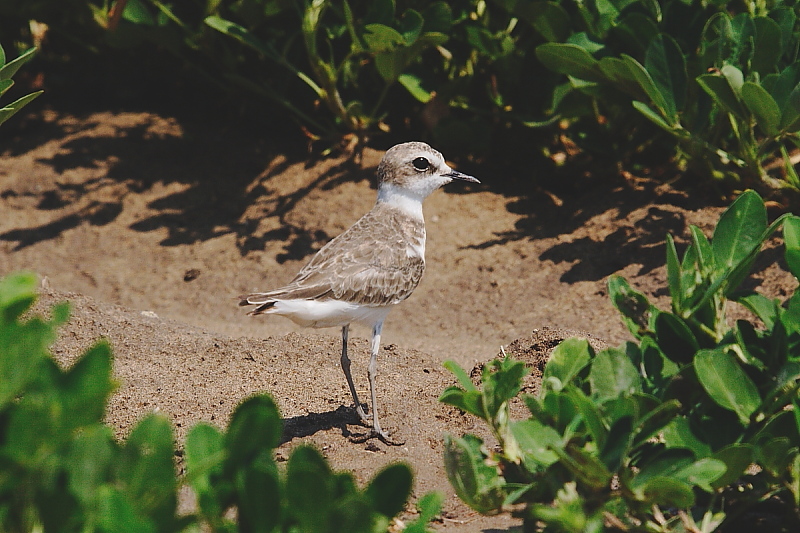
[340,324,371,423]
[366,321,404,445]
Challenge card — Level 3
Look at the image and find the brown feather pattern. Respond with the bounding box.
[239,202,425,310]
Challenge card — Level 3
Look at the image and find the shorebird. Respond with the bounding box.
[239,142,479,444]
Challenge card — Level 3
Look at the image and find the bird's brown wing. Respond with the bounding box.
[241,205,425,308]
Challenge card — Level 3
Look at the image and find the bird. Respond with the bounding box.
[239,142,479,444]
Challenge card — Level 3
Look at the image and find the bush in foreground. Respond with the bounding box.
[442,190,800,531]
[0,271,438,532]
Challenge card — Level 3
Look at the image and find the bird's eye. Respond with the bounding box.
[412,157,430,171]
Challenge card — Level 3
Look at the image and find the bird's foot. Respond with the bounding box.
[353,404,373,424]
[349,426,405,446]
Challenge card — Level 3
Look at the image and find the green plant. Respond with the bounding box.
[0,44,42,127]
[527,0,800,188]
[203,0,452,145]
[441,190,800,531]
[0,271,439,532]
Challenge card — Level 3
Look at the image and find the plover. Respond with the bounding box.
[239,142,479,444]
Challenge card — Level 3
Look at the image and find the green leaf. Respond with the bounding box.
[482,357,528,419]
[0,91,43,127]
[503,0,571,42]
[784,216,800,279]
[543,337,592,390]
[753,16,782,75]
[511,419,562,468]
[697,73,748,121]
[117,414,176,522]
[632,399,682,447]
[735,292,779,329]
[645,34,687,120]
[398,73,432,103]
[564,387,608,448]
[398,9,423,44]
[366,463,413,518]
[286,445,334,529]
[552,443,612,489]
[67,425,116,506]
[710,444,754,489]
[443,434,506,513]
[363,23,406,52]
[742,82,781,136]
[184,423,227,518]
[634,476,695,507]
[655,312,699,364]
[663,416,712,457]
[632,101,680,133]
[238,461,281,533]
[535,43,605,83]
[97,486,156,533]
[673,458,726,492]
[696,349,761,424]
[61,340,115,429]
[443,360,478,391]
[0,270,38,323]
[0,78,13,98]
[608,275,653,338]
[600,415,633,472]
[225,395,282,464]
[439,387,484,419]
[403,491,444,533]
[666,234,682,307]
[589,348,641,400]
[712,190,767,273]
[0,47,37,81]
[623,54,674,124]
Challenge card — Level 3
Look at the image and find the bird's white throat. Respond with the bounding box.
[376,182,425,220]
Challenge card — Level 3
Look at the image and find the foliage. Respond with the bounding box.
[0,43,41,127]
[7,1,800,191]
[527,0,800,188]
[441,190,800,531]
[0,271,438,532]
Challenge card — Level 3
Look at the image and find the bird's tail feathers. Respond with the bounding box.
[238,293,278,315]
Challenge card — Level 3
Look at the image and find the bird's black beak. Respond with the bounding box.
[444,170,480,183]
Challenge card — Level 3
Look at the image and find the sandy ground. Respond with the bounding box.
[1,106,796,530]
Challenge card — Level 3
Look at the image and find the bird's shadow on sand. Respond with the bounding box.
[281,404,370,443]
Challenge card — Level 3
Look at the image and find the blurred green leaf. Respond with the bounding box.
[443,434,505,514]
[0,270,38,323]
[366,463,413,518]
[117,414,176,524]
[225,395,282,464]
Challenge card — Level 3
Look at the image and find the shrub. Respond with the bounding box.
[441,190,800,531]
[0,43,41,127]
[0,271,438,532]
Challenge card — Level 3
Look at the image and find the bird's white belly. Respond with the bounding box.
[269,299,393,328]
